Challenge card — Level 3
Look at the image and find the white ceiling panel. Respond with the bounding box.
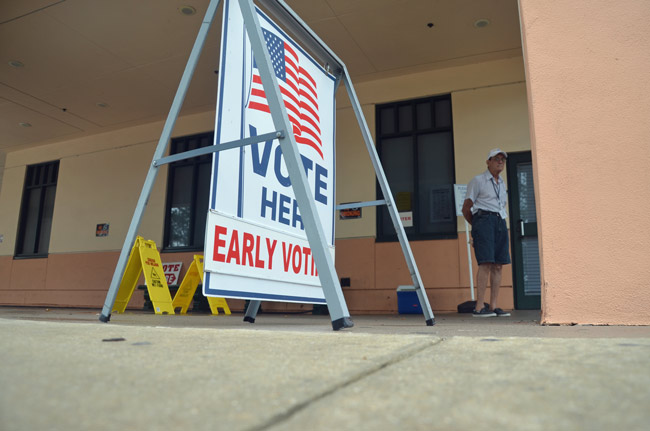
[43,0,214,68]
[0,11,132,96]
[0,97,81,149]
[0,0,62,24]
[305,17,376,76]
[37,66,180,126]
[0,0,522,151]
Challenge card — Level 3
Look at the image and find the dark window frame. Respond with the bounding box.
[376,94,457,242]
[15,160,60,258]
[162,131,214,252]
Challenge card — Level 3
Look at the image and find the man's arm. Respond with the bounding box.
[462,199,474,225]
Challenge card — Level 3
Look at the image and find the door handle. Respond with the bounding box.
[518,219,525,236]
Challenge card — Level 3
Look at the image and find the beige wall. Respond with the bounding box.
[453,82,531,184]
[1,56,529,254]
[453,82,531,229]
[334,57,529,238]
[519,0,650,324]
[0,159,23,254]
[0,111,215,256]
[0,151,6,200]
[0,56,530,313]
[333,104,377,239]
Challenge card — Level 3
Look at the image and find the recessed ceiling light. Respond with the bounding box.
[96,102,109,108]
[9,60,24,68]
[19,122,32,128]
[474,19,491,28]
[179,5,196,16]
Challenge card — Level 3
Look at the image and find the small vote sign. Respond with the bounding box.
[162,262,183,285]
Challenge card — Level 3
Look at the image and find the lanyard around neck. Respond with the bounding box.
[491,177,500,201]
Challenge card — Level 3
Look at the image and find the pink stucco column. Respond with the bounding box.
[518,0,650,324]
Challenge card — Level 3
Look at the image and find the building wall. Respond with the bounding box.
[519,0,650,324]
[0,151,6,200]
[0,56,531,313]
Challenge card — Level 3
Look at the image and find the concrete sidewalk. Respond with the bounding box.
[1,307,649,431]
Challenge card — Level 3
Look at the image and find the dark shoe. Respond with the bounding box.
[493,308,511,317]
[472,306,496,317]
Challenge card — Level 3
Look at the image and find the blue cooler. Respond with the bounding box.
[397,285,422,314]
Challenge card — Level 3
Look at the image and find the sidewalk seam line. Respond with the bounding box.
[244,337,444,431]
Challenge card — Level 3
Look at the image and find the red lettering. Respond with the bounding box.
[302,247,311,275]
[214,225,227,262]
[254,235,265,269]
[242,233,255,267]
[266,238,277,270]
[292,245,302,274]
[282,242,292,272]
[311,256,317,276]
[226,229,240,264]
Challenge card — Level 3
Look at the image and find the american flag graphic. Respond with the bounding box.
[247,29,323,159]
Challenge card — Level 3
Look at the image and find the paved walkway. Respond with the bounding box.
[1,307,648,430]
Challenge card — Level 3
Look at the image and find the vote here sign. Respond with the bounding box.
[203,0,336,303]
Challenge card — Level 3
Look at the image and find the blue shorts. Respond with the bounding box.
[471,211,511,265]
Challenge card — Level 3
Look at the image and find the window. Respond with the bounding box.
[163,132,213,251]
[376,95,456,241]
[15,160,59,257]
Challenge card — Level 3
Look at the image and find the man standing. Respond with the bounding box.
[462,149,512,317]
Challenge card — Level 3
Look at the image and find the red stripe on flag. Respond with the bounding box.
[299,67,317,90]
[299,113,321,136]
[299,102,320,125]
[300,125,322,145]
[279,87,300,111]
[248,101,270,113]
[299,88,318,112]
[296,136,324,158]
[251,88,266,98]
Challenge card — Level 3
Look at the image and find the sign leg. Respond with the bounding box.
[341,70,435,326]
[243,300,261,323]
[98,0,221,322]
[465,220,476,301]
[238,0,353,330]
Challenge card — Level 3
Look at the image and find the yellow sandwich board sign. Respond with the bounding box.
[172,254,230,314]
[172,255,231,315]
[113,236,175,315]
[171,255,203,314]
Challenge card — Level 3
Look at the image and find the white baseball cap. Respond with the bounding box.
[487,148,508,161]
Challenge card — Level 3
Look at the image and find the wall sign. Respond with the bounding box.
[96,223,109,237]
[162,262,183,285]
[339,207,361,220]
[399,212,413,227]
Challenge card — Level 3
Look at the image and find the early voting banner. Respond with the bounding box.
[203,0,336,303]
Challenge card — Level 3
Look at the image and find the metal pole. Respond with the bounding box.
[336,200,386,210]
[153,131,283,166]
[465,220,475,301]
[341,68,435,326]
[237,0,352,330]
[243,300,261,323]
[99,0,222,322]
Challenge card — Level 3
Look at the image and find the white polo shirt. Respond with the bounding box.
[465,170,508,219]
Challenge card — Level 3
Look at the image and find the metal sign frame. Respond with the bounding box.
[99,0,435,330]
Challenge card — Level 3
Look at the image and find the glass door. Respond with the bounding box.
[507,152,541,309]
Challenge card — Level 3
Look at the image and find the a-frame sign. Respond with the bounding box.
[99,0,435,330]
